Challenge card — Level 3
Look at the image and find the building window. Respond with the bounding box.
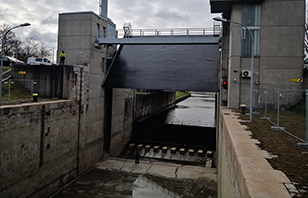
[103,26,107,38]
[97,24,100,38]
[241,4,261,57]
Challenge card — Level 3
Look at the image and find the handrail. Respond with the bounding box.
[98,27,221,39]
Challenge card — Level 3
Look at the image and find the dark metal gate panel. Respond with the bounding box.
[103,44,219,91]
[132,122,216,149]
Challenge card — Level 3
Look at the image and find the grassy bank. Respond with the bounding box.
[237,99,308,197]
[176,91,190,100]
[3,66,11,73]
[1,80,56,104]
[1,80,31,102]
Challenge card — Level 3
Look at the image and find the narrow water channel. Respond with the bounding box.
[145,92,216,127]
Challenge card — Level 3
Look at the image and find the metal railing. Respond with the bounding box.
[98,27,221,39]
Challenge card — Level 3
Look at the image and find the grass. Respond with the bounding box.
[176,91,191,99]
[1,80,55,104]
[1,80,31,102]
[237,99,308,197]
[3,66,11,73]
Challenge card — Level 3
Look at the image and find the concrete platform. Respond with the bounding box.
[51,157,217,198]
[95,157,217,180]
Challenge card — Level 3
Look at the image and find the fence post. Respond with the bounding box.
[31,80,33,100]
[260,88,269,120]
[253,88,260,114]
[277,88,280,126]
[265,88,268,118]
[271,88,285,131]
[8,79,11,104]
[53,80,55,99]
[306,89,308,143]
[298,89,308,148]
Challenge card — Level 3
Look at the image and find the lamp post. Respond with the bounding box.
[0,22,30,106]
[213,17,254,122]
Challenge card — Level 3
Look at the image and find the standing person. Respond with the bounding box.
[59,51,66,65]
[135,149,140,164]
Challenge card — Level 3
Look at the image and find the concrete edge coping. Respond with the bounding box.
[221,108,292,198]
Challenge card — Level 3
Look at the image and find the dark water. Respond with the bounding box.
[145,92,216,127]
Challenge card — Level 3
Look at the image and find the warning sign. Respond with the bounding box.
[290,78,303,83]
[18,71,26,75]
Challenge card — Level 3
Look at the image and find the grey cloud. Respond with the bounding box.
[154,10,191,27]
[41,16,58,25]
[155,10,189,21]
[28,29,57,47]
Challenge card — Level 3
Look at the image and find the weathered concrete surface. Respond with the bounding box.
[95,157,216,181]
[0,100,79,198]
[217,108,292,198]
[52,157,217,198]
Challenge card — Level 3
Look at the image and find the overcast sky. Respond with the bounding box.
[0,0,221,49]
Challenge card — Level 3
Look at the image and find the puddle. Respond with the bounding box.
[52,170,217,198]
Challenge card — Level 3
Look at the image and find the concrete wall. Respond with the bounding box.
[58,11,116,68]
[0,101,79,197]
[217,108,292,198]
[134,91,176,121]
[57,11,128,172]
[11,65,64,99]
[109,89,135,156]
[219,0,305,109]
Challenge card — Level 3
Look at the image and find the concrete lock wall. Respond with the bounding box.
[217,108,292,198]
[0,101,79,197]
[108,89,135,156]
[134,91,176,121]
[57,11,121,171]
[0,66,136,197]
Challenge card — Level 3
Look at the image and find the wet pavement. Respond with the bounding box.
[51,157,217,198]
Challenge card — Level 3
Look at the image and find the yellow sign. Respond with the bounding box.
[290,78,303,83]
[18,71,26,75]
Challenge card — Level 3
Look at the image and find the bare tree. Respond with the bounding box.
[39,43,52,57]
[0,23,22,57]
[1,24,51,62]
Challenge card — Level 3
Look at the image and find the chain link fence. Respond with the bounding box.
[254,87,307,146]
[1,79,60,105]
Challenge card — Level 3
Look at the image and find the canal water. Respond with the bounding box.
[145,92,216,127]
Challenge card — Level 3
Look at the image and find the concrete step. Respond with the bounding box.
[124,143,214,166]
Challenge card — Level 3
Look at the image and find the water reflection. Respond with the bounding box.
[145,92,215,127]
[133,175,179,198]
